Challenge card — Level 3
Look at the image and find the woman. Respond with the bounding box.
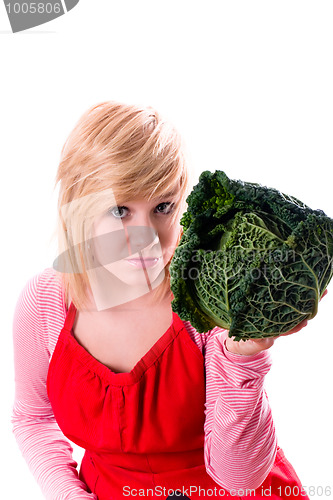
[12,100,311,499]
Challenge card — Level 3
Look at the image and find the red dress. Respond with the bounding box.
[46,302,309,500]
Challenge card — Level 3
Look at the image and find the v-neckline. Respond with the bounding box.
[62,301,185,386]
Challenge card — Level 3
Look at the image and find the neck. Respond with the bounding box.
[70,284,172,314]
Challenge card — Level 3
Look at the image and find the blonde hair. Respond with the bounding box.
[53,101,190,311]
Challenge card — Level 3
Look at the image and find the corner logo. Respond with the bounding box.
[3,0,80,33]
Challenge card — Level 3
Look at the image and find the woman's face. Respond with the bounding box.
[90,194,181,288]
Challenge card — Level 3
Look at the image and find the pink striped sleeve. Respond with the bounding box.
[11,270,97,500]
[184,322,277,491]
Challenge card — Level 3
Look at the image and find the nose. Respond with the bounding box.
[130,209,153,228]
[125,211,158,255]
[126,226,158,255]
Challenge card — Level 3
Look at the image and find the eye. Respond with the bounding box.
[108,206,129,218]
[155,202,175,214]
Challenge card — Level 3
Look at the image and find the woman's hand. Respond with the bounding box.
[225,289,328,356]
[224,319,309,356]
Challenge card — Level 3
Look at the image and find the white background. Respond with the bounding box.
[1,1,332,498]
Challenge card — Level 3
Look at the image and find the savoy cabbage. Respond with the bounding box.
[170,170,333,340]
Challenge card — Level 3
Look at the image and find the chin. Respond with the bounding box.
[104,263,165,288]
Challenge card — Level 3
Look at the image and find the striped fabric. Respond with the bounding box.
[11,267,277,500]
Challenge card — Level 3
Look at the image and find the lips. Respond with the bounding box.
[125,257,161,268]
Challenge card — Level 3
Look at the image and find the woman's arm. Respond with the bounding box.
[12,272,96,500]
[202,328,277,491]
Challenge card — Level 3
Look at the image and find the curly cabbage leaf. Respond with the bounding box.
[170,170,333,340]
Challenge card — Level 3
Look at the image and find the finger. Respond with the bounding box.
[276,319,309,338]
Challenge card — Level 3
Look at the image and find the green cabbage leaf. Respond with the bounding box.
[170,170,333,340]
